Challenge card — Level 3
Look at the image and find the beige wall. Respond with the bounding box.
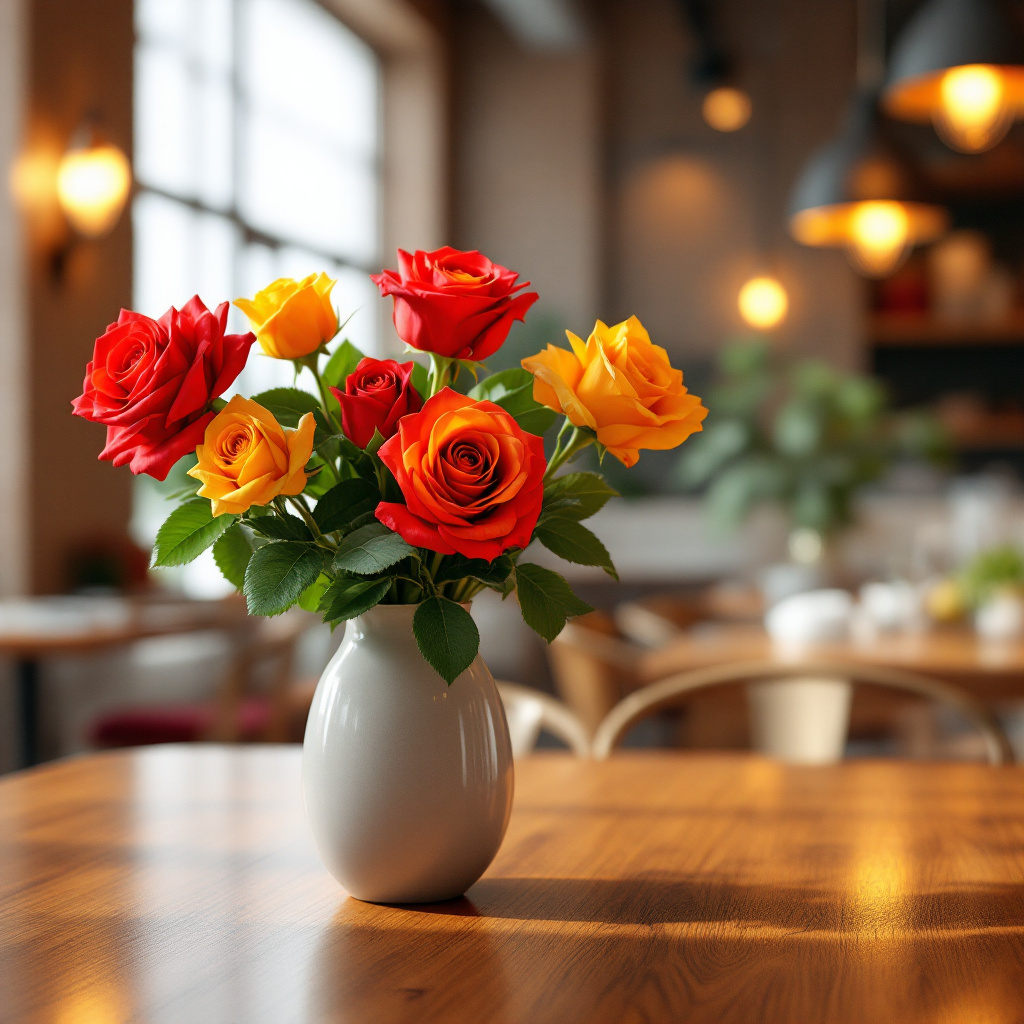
[0,0,29,597]
[452,5,602,336]
[453,0,866,369]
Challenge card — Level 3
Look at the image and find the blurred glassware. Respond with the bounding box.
[928,230,1014,324]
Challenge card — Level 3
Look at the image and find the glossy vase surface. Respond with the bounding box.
[302,604,514,903]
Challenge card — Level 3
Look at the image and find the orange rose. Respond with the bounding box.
[522,316,707,467]
[375,388,546,560]
[234,273,337,360]
[188,396,315,516]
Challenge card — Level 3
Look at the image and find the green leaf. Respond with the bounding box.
[319,576,392,626]
[322,340,366,389]
[434,554,515,587]
[313,478,380,533]
[411,361,429,399]
[243,542,325,616]
[365,428,386,459]
[514,562,593,642]
[298,572,332,612]
[251,387,321,428]
[247,512,313,541]
[542,472,618,522]
[413,597,480,685]
[152,499,236,568]
[212,523,254,590]
[333,523,416,575]
[534,518,618,579]
[470,367,557,435]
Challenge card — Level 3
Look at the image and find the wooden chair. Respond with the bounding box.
[497,681,590,757]
[591,660,1014,765]
[90,611,312,748]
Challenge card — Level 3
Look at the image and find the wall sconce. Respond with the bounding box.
[56,134,131,238]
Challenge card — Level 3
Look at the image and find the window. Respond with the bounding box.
[131,0,382,592]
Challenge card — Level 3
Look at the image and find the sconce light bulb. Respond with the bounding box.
[935,64,1014,153]
[738,276,788,330]
[56,143,131,238]
[703,87,753,132]
[845,201,911,278]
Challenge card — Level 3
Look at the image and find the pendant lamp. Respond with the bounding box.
[882,0,1024,154]
[789,91,947,277]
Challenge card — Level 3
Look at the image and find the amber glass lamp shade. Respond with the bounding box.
[882,0,1024,154]
[788,93,947,278]
[738,276,788,330]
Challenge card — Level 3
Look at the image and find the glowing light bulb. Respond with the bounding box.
[56,143,131,237]
[934,64,1013,153]
[738,276,788,330]
[845,201,911,278]
[702,87,752,132]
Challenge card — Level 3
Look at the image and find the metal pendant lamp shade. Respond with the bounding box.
[882,0,1024,152]
[788,91,947,276]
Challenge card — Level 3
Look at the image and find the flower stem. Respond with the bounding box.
[427,353,454,396]
[543,423,594,482]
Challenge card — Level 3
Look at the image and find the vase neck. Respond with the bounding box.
[351,602,472,642]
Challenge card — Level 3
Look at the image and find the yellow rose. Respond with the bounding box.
[188,396,316,516]
[234,272,338,359]
[521,316,707,467]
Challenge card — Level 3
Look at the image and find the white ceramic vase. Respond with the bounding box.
[302,603,514,903]
[747,677,853,764]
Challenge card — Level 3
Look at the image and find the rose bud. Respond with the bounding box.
[375,388,546,561]
[371,246,538,362]
[71,297,255,481]
[234,272,338,360]
[522,316,707,468]
[329,357,424,450]
[187,396,315,516]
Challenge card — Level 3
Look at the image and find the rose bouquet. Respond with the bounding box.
[73,247,707,683]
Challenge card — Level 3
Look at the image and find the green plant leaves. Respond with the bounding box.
[434,554,515,588]
[514,563,593,642]
[319,576,392,626]
[152,499,236,567]
[333,523,416,575]
[534,518,617,579]
[541,472,618,522]
[247,512,312,541]
[470,367,557,435]
[243,542,325,616]
[313,478,380,533]
[250,388,321,427]
[298,572,332,612]
[413,597,480,685]
[212,523,254,589]
[411,360,429,399]
[322,340,366,390]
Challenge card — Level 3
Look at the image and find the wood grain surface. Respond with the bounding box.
[2,746,1024,1023]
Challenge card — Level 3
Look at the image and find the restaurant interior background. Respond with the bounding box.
[1,0,1024,771]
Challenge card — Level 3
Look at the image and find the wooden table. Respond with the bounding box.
[3,745,1024,1023]
[0,595,249,766]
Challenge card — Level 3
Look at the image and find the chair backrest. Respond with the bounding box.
[591,660,1014,765]
[496,681,591,757]
[206,611,312,742]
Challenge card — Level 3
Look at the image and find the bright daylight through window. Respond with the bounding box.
[130,0,381,594]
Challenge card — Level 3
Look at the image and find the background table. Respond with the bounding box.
[3,745,1024,1023]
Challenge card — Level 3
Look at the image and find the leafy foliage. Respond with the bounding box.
[212,523,254,589]
[541,472,618,522]
[251,388,322,427]
[413,597,481,684]
[333,523,416,575]
[470,367,557,435]
[313,479,379,533]
[514,562,593,642]
[243,542,325,616]
[675,339,949,536]
[319,576,392,625]
[322,340,365,389]
[152,499,236,567]
[534,517,617,578]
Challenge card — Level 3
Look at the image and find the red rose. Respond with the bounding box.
[72,296,255,480]
[329,358,424,449]
[371,247,538,362]
[375,388,546,561]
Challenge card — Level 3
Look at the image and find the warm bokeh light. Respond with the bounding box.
[702,87,752,132]
[935,64,1014,153]
[738,276,788,330]
[56,143,131,237]
[846,201,911,278]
